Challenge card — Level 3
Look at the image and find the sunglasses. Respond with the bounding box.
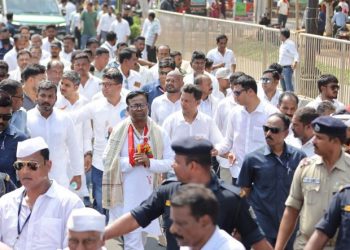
[129,103,148,111]
[159,71,171,75]
[328,85,340,91]
[0,113,12,121]
[263,125,284,134]
[99,82,118,88]
[13,161,40,171]
[233,89,247,97]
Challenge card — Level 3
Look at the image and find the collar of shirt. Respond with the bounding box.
[315,150,349,172]
[263,143,292,157]
[242,99,265,114]
[178,110,202,123]
[2,124,17,136]
[15,180,57,204]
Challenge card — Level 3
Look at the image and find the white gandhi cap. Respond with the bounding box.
[16,137,49,158]
[68,208,106,232]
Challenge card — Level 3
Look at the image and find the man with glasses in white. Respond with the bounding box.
[214,74,278,185]
[258,68,282,107]
[306,74,345,112]
[0,137,84,250]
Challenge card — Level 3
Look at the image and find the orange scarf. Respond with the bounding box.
[128,124,154,166]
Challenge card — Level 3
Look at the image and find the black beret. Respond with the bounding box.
[171,137,213,156]
[312,116,347,136]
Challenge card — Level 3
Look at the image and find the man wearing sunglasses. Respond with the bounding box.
[276,116,350,250]
[0,137,84,249]
[258,68,281,107]
[0,90,27,185]
[238,113,306,249]
[306,74,345,112]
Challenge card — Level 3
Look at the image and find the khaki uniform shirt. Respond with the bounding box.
[285,151,350,249]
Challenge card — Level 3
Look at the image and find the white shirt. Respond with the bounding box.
[144,19,161,46]
[109,18,131,43]
[277,0,289,15]
[4,47,18,71]
[119,67,143,91]
[101,41,116,60]
[59,1,76,25]
[0,181,84,250]
[69,11,81,33]
[78,73,101,101]
[97,13,116,34]
[216,100,279,178]
[184,72,220,96]
[42,37,62,53]
[137,65,154,86]
[27,107,84,187]
[278,39,299,66]
[258,89,281,107]
[8,67,22,81]
[207,48,236,73]
[214,96,237,137]
[180,226,245,250]
[163,110,223,144]
[151,94,181,125]
[199,95,218,117]
[286,135,315,157]
[59,50,74,62]
[306,95,345,112]
[73,97,128,172]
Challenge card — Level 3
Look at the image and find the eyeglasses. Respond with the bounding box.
[0,113,12,121]
[328,85,340,91]
[159,71,171,75]
[99,82,118,88]
[13,161,40,171]
[233,89,247,97]
[260,77,272,84]
[129,103,148,111]
[263,125,284,134]
[68,237,100,248]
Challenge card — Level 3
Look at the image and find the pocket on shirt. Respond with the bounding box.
[37,218,62,248]
[304,184,320,205]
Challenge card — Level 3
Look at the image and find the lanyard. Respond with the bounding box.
[16,190,32,239]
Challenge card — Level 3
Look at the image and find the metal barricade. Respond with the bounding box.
[155,10,350,105]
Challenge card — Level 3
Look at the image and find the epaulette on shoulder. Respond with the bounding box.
[161,176,178,186]
[338,184,350,193]
[299,157,315,168]
[220,182,241,197]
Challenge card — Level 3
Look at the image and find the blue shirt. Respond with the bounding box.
[238,144,306,238]
[0,125,27,184]
[10,108,29,137]
[141,80,165,115]
[332,12,347,27]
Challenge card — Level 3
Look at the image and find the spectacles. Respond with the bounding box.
[159,71,171,75]
[263,125,284,134]
[260,77,272,84]
[13,161,40,171]
[0,113,12,121]
[68,237,100,248]
[328,85,340,91]
[129,103,148,111]
[99,82,118,88]
[233,89,247,96]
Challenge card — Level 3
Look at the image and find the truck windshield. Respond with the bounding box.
[5,0,61,15]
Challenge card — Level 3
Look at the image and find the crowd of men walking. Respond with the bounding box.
[0,1,350,250]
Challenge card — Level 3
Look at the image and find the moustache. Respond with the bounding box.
[266,136,273,141]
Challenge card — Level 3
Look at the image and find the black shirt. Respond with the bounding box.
[131,175,264,250]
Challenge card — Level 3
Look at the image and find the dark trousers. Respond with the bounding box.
[74,27,81,50]
[146,45,157,63]
[278,14,288,28]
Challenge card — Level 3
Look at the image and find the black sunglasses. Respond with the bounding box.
[263,125,283,134]
[233,89,247,97]
[13,161,40,171]
[0,114,12,121]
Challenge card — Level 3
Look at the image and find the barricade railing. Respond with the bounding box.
[155,10,350,105]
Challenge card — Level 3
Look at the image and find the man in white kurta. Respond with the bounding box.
[0,137,84,250]
[103,91,173,250]
[27,81,84,188]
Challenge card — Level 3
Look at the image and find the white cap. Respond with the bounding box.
[215,68,231,79]
[16,137,48,158]
[67,208,105,232]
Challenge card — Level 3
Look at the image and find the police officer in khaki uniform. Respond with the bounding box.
[275,116,350,250]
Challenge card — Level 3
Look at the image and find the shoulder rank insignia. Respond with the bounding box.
[300,158,313,168]
[165,200,171,206]
[343,205,350,212]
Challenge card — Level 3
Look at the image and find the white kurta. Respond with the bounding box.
[151,94,181,126]
[109,127,174,236]
[0,181,84,250]
[78,73,101,101]
[27,107,84,187]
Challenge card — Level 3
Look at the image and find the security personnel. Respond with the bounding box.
[305,185,350,250]
[275,116,350,250]
[104,136,273,250]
